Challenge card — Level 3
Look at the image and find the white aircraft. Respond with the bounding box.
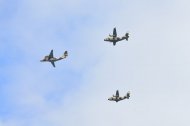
[41,50,68,67]
[104,27,129,46]
[108,90,130,102]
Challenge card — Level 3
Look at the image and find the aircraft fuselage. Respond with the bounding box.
[104,35,128,45]
[40,56,60,62]
[108,96,125,102]
[104,36,124,42]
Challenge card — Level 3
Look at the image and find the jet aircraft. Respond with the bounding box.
[108,90,130,102]
[104,27,129,46]
[41,50,68,67]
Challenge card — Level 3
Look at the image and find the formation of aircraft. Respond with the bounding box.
[40,50,68,67]
[41,28,131,102]
[108,90,130,102]
[104,27,129,46]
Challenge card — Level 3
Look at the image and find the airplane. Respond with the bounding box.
[104,27,129,46]
[40,50,68,67]
[108,90,130,102]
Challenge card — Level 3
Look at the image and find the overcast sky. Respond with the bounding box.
[0,0,190,126]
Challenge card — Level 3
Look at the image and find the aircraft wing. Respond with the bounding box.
[119,97,123,100]
[49,50,54,59]
[113,28,117,37]
[51,62,55,67]
[116,90,119,97]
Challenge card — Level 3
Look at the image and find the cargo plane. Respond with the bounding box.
[104,27,129,46]
[41,50,68,67]
[108,90,130,102]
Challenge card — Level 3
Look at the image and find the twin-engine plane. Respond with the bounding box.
[41,50,68,67]
[108,90,130,102]
[104,27,129,46]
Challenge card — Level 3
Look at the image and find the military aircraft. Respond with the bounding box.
[40,50,68,67]
[108,90,130,102]
[104,27,129,46]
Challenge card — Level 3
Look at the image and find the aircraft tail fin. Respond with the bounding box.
[125,33,129,41]
[125,91,130,99]
[61,51,68,59]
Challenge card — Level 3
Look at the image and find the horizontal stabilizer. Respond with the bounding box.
[125,33,129,41]
[61,51,68,59]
